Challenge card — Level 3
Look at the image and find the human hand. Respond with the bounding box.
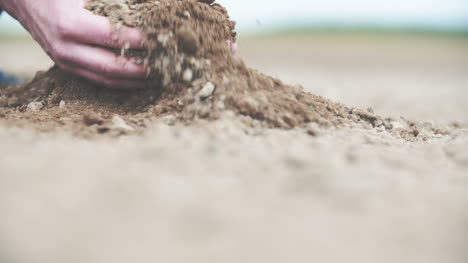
[0,0,150,89]
[0,0,237,89]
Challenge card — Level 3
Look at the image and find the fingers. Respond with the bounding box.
[58,44,147,79]
[61,63,148,89]
[69,10,145,49]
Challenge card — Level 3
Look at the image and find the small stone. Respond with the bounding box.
[112,115,135,132]
[391,121,405,129]
[182,69,193,83]
[157,33,170,46]
[351,108,379,127]
[306,123,321,137]
[162,115,177,125]
[83,113,104,126]
[376,125,386,132]
[282,114,298,128]
[59,117,72,122]
[307,128,318,136]
[177,27,199,54]
[434,128,451,136]
[383,120,393,130]
[198,82,215,100]
[237,96,258,116]
[7,97,20,107]
[374,119,383,127]
[59,100,66,109]
[97,127,111,134]
[26,101,44,112]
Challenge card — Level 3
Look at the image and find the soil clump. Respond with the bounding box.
[0,0,446,140]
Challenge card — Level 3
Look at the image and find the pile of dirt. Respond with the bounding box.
[0,0,445,140]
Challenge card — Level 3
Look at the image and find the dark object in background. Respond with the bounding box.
[0,71,21,85]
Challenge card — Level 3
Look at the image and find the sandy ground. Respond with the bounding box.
[1,34,467,263]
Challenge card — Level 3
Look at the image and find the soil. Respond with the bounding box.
[0,0,446,140]
[1,2,468,262]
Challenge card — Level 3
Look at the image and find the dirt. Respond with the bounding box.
[0,0,448,140]
[1,3,468,262]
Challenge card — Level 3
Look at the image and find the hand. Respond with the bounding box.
[0,0,151,89]
[0,0,236,89]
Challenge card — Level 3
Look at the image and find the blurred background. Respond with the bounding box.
[1,0,467,123]
[2,0,468,35]
[227,0,468,33]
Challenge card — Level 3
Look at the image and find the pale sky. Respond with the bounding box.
[220,0,468,30]
[1,0,467,34]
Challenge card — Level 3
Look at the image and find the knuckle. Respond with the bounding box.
[55,17,76,38]
[99,64,118,76]
[101,78,115,87]
[51,45,69,62]
[56,62,70,72]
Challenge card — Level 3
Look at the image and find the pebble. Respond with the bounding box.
[177,27,199,54]
[157,34,170,47]
[376,125,386,132]
[26,101,44,112]
[391,121,405,130]
[383,121,393,130]
[237,96,258,115]
[59,100,66,109]
[162,115,177,126]
[198,82,215,100]
[112,115,135,132]
[7,97,20,107]
[83,113,104,126]
[182,69,193,83]
[306,123,321,137]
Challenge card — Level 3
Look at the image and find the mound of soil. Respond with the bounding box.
[0,0,440,140]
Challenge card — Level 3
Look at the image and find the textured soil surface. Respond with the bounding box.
[1,1,468,263]
[0,0,440,139]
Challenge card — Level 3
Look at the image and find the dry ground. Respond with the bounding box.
[0,33,467,263]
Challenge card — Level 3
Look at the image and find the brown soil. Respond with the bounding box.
[0,0,447,140]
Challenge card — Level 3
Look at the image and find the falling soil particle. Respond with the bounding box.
[0,0,451,140]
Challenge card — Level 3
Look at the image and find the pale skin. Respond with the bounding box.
[0,0,233,89]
